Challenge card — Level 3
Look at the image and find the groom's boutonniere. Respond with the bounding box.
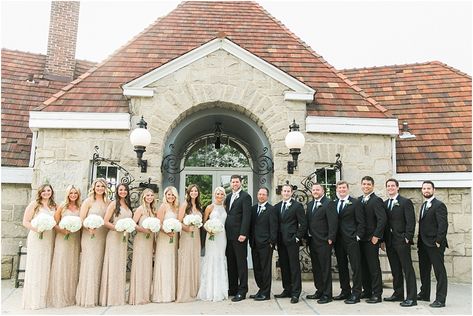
[286,201,292,208]
[345,200,352,206]
[393,199,400,207]
[363,196,370,204]
[235,193,240,199]
[260,205,266,212]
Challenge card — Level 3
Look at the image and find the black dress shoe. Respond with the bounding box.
[384,295,404,302]
[306,292,323,299]
[333,292,350,300]
[317,296,332,304]
[249,293,259,299]
[360,291,371,299]
[429,300,445,308]
[254,294,270,301]
[290,296,299,304]
[366,295,382,304]
[274,292,291,298]
[344,295,360,304]
[231,294,246,302]
[417,293,430,301]
[400,299,417,307]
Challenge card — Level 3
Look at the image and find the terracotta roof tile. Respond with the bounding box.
[342,62,472,173]
[1,49,96,167]
[40,1,390,119]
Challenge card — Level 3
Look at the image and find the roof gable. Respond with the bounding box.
[39,1,389,119]
[123,37,315,101]
[342,61,472,173]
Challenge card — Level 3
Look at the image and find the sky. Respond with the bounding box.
[1,0,472,74]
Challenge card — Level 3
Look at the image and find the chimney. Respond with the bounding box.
[44,1,80,82]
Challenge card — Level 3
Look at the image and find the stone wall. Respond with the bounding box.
[1,183,31,279]
[399,187,471,282]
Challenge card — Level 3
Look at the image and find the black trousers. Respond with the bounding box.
[334,235,362,296]
[418,241,447,303]
[277,239,302,297]
[360,240,383,296]
[251,244,273,296]
[309,239,333,297]
[226,239,248,295]
[386,242,417,300]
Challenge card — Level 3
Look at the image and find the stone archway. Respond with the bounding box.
[160,102,273,197]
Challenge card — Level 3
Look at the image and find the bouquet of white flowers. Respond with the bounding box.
[115,218,137,242]
[31,213,56,239]
[204,218,224,241]
[183,214,203,238]
[162,218,182,243]
[83,214,105,239]
[141,217,161,239]
[58,216,82,240]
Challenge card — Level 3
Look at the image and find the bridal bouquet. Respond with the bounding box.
[58,216,82,240]
[204,218,224,241]
[31,213,56,239]
[183,214,203,238]
[115,218,137,242]
[83,214,105,239]
[141,217,161,239]
[162,218,182,243]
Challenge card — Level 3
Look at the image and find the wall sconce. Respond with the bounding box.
[285,119,305,174]
[399,121,416,139]
[129,116,151,172]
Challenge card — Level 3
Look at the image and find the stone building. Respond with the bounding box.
[1,1,471,282]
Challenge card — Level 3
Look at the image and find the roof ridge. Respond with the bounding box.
[341,61,441,72]
[253,2,391,118]
[429,61,472,79]
[37,3,181,111]
[1,47,46,58]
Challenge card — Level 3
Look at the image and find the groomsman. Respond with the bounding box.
[305,183,338,304]
[332,180,365,304]
[274,184,307,304]
[417,181,448,308]
[249,187,278,301]
[382,178,417,307]
[358,176,386,303]
[225,175,252,302]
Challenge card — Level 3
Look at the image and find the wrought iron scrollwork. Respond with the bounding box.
[161,144,185,175]
[249,147,274,175]
[92,146,135,185]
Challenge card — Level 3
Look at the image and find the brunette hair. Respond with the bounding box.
[185,184,202,215]
[33,184,57,214]
[114,183,131,218]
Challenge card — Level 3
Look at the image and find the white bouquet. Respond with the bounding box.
[204,218,224,241]
[183,214,203,238]
[31,213,56,239]
[83,214,105,239]
[162,218,182,243]
[141,217,161,239]
[58,216,82,240]
[115,218,137,242]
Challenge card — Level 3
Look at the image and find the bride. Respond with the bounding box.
[197,186,228,302]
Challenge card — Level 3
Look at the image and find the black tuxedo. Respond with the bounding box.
[306,196,337,297]
[358,193,386,297]
[384,195,417,300]
[333,196,365,296]
[275,198,307,298]
[249,202,277,297]
[417,198,448,303]
[225,190,252,296]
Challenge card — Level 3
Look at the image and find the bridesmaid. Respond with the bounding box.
[151,186,179,303]
[22,184,57,310]
[176,184,202,302]
[75,178,110,307]
[47,185,82,307]
[99,183,133,306]
[128,188,157,305]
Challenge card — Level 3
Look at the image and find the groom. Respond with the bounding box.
[225,175,252,302]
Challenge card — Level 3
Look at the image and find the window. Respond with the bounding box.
[314,167,340,200]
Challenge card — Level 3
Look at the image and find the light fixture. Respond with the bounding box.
[129,116,151,172]
[285,119,305,174]
[214,122,222,149]
[399,121,416,139]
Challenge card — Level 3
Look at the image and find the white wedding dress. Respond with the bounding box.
[197,203,229,302]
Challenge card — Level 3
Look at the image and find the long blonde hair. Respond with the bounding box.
[61,185,81,214]
[140,188,157,217]
[88,178,109,202]
[162,186,179,210]
[33,184,57,214]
